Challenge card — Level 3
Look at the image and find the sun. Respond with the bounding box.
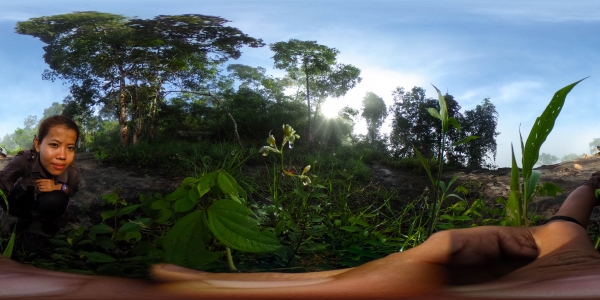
[320,100,341,118]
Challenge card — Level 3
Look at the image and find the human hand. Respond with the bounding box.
[1,221,599,299]
[35,179,59,192]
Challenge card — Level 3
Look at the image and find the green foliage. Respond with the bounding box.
[361,92,387,146]
[270,39,361,145]
[505,78,586,226]
[389,87,499,169]
[414,84,479,238]
[0,190,15,258]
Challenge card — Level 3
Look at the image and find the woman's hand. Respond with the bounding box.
[34,179,60,192]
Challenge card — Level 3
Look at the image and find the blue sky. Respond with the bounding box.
[1,0,600,167]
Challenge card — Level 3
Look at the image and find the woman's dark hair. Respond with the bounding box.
[37,115,80,144]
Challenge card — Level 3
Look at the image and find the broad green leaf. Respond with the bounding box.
[118,222,143,233]
[426,108,441,120]
[95,236,115,249]
[163,210,220,269]
[164,187,188,202]
[188,183,201,201]
[155,208,173,223]
[349,217,369,228]
[101,210,116,222]
[174,197,197,213]
[509,144,520,192]
[181,177,200,188]
[450,135,479,147]
[124,231,142,242]
[150,199,169,210]
[522,78,586,182]
[198,171,218,197]
[90,224,114,234]
[217,171,238,196]
[117,204,140,217]
[207,200,281,253]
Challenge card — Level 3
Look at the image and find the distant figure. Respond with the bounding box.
[0,146,6,159]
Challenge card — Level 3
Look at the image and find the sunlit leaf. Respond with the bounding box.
[207,200,281,252]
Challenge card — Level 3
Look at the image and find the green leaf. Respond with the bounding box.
[448,117,460,131]
[450,135,479,147]
[525,170,541,202]
[84,251,116,263]
[163,210,220,269]
[207,200,281,253]
[164,187,188,202]
[101,210,116,222]
[174,197,197,213]
[538,182,564,197]
[521,78,587,183]
[95,236,116,249]
[89,224,114,234]
[432,84,449,133]
[123,231,142,243]
[117,204,140,217]
[506,144,523,226]
[426,107,441,120]
[150,199,169,210]
[49,239,71,247]
[198,171,218,197]
[156,208,173,223]
[413,146,435,189]
[118,222,143,233]
[181,177,200,188]
[217,171,238,196]
[339,226,360,232]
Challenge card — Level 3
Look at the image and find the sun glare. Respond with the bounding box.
[321,100,341,118]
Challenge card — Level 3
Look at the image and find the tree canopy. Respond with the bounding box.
[270,39,361,148]
[17,12,264,147]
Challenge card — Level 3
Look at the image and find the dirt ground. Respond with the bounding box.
[2,152,600,233]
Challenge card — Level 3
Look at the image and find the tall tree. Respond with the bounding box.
[389,87,462,160]
[457,98,500,168]
[270,39,361,148]
[361,92,387,146]
[17,12,263,147]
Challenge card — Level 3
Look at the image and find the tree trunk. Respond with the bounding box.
[118,65,128,147]
[304,59,312,150]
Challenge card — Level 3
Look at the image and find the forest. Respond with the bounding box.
[0,11,591,277]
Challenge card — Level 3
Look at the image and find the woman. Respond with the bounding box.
[0,115,80,236]
[1,170,600,298]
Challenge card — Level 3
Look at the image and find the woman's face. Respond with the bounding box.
[34,125,77,176]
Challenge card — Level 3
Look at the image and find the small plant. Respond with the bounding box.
[260,124,312,186]
[504,78,586,226]
[415,84,479,238]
